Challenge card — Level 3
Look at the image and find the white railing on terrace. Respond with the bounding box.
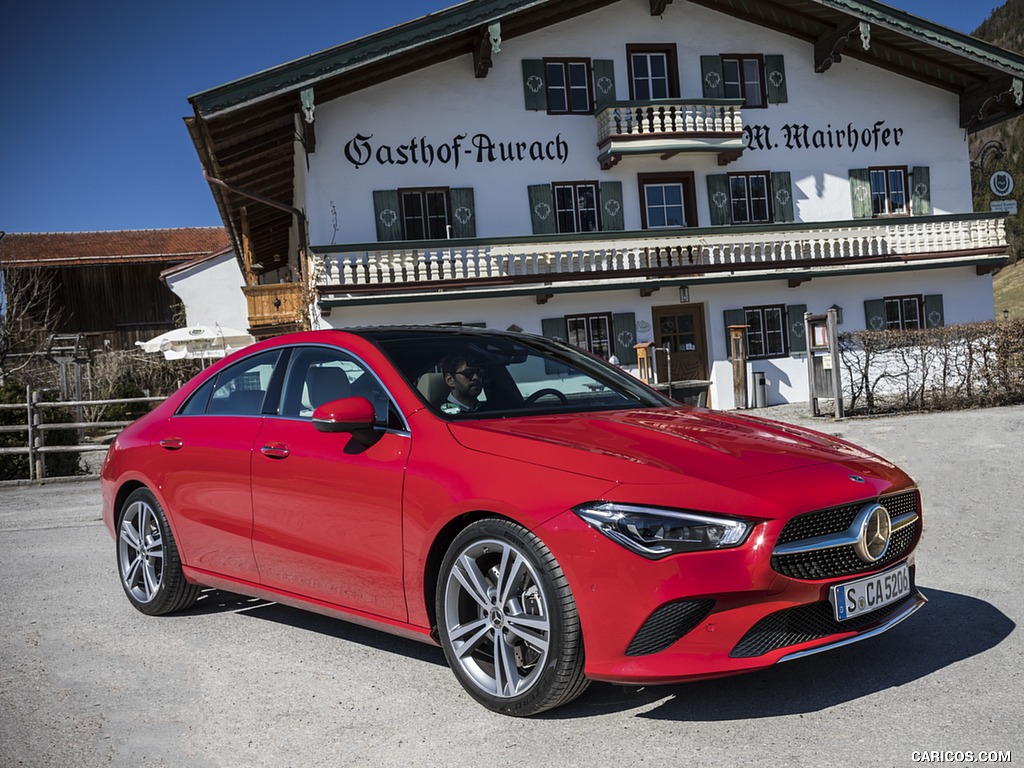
[313,214,1006,290]
[596,99,745,143]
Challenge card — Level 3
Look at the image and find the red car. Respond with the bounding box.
[101,327,925,715]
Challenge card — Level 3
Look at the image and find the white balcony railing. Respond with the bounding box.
[595,99,745,145]
[313,214,1006,292]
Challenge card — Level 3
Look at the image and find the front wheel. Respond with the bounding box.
[436,518,589,715]
[116,487,201,616]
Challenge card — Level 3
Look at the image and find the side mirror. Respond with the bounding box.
[312,396,376,433]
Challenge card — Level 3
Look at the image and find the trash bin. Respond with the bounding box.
[752,371,767,408]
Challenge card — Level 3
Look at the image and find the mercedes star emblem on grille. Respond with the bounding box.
[853,503,892,563]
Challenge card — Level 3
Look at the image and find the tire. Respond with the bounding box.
[436,518,589,716]
[116,487,201,616]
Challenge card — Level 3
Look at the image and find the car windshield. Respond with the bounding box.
[365,328,675,419]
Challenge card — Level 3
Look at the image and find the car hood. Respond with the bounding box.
[448,407,898,486]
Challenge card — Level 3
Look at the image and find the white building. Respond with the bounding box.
[185,0,1024,408]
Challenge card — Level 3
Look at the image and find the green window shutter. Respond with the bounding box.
[849,169,872,219]
[593,59,616,110]
[911,166,932,216]
[786,304,807,354]
[528,184,557,235]
[706,174,732,226]
[723,308,746,359]
[540,316,567,343]
[923,294,945,328]
[600,181,625,231]
[771,171,794,223]
[765,55,788,104]
[449,188,476,238]
[864,299,886,331]
[373,190,403,241]
[612,312,637,365]
[700,56,725,99]
[522,59,547,111]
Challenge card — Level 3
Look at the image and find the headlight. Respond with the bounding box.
[572,502,754,559]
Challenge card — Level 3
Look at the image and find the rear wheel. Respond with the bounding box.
[436,518,589,716]
[116,487,200,616]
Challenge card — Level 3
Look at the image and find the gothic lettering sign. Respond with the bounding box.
[744,120,905,153]
[343,132,569,169]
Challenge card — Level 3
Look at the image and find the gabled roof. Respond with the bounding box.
[0,228,230,269]
[185,0,1024,277]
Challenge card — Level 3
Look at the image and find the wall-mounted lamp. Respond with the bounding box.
[829,304,844,325]
[679,286,690,303]
[1004,309,1010,320]
[273,297,282,310]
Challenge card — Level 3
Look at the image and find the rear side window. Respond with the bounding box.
[177,350,281,416]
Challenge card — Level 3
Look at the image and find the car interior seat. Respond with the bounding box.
[306,366,352,410]
[416,372,449,408]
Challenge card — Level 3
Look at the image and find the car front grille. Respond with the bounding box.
[771,489,920,580]
[626,599,716,656]
[730,574,918,658]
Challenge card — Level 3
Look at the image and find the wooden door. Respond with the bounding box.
[652,304,709,383]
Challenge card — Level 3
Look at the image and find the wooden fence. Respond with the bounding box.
[0,386,164,481]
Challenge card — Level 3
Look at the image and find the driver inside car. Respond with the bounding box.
[440,353,485,414]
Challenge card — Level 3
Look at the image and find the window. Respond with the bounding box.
[744,305,787,359]
[627,45,679,100]
[196,350,282,416]
[553,182,600,233]
[401,188,450,240]
[639,172,697,229]
[883,295,923,330]
[566,313,614,360]
[870,167,909,216]
[545,59,592,114]
[728,172,772,224]
[721,54,766,108]
[373,187,475,242]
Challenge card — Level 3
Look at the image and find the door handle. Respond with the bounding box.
[159,438,184,450]
[260,443,290,459]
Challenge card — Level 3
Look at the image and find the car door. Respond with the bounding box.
[250,345,411,621]
[151,349,282,583]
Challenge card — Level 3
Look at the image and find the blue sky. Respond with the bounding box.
[0,0,1010,235]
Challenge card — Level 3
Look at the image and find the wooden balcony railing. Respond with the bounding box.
[595,99,746,168]
[313,214,1007,299]
[243,283,307,329]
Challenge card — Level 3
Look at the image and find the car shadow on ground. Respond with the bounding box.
[183,588,448,667]
[548,587,1014,720]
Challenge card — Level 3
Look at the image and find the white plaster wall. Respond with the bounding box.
[165,253,249,330]
[305,0,971,244]
[322,265,993,408]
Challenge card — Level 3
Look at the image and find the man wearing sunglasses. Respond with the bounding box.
[440,353,485,413]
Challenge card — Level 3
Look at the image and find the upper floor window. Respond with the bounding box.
[553,182,600,233]
[626,44,679,100]
[400,188,450,240]
[639,172,697,229]
[870,167,909,216]
[722,54,766,108]
[701,54,786,106]
[729,172,772,224]
[545,59,592,114]
[372,187,476,241]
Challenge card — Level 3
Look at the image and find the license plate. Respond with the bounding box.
[830,563,911,621]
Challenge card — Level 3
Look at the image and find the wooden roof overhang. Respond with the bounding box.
[185,0,1024,280]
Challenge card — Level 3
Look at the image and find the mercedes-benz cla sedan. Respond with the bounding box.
[102,326,924,715]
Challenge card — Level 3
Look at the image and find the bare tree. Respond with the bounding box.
[0,256,64,385]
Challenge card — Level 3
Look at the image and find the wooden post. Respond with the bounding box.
[25,385,35,482]
[31,388,44,480]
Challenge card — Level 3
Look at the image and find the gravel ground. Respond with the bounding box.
[1,405,1021,768]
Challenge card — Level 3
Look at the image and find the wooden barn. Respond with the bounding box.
[0,228,230,352]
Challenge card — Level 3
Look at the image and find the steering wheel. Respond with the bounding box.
[524,388,569,406]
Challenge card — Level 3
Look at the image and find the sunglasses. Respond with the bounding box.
[454,367,483,379]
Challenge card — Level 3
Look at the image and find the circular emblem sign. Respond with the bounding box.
[990,170,1014,197]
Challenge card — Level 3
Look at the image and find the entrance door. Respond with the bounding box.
[652,304,709,384]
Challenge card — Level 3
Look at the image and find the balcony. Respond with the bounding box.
[595,99,746,170]
[242,283,308,336]
[313,213,1007,306]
